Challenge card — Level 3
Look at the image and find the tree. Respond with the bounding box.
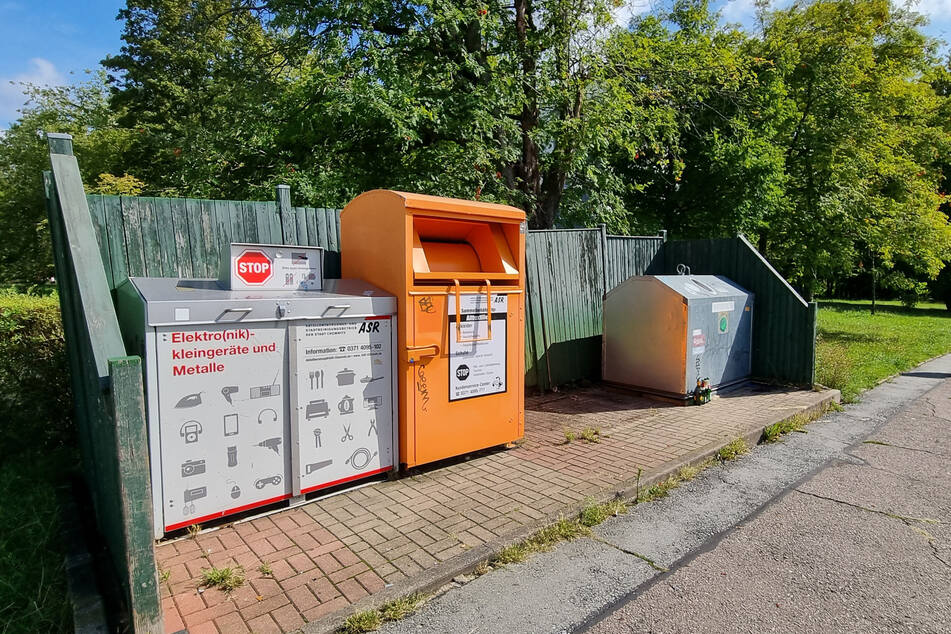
[103,0,286,199]
[586,0,786,236]
[756,0,951,300]
[0,74,133,283]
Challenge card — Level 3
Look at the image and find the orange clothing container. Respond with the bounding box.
[341,190,526,468]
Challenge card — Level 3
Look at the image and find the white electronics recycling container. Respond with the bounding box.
[117,257,397,537]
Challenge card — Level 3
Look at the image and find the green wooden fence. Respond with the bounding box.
[522,228,667,389]
[82,188,812,389]
[86,187,341,291]
[661,236,817,386]
[45,134,161,632]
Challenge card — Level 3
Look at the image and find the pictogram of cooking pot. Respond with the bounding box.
[336,368,355,385]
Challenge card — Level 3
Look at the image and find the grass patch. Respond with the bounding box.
[579,498,628,527]
[817,300,951,402]
[258,561,273,577]
[763,402,841,443]
[343,609,382,633]
[379,593,425,621]
[494,516,591,566]
[200,566,245,591]
[763,413,808,443]
[562,428,576,444]
[339,594,426,633]
[862,439,892,446]
[494,541,531,565]
[717,438,749,462]
[639,475,682,503]
[677,459,712,481]
[0,447,73,632]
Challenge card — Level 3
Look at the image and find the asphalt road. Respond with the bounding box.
[382,354,951,634]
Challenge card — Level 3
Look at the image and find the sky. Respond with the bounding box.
[1,0,950,130]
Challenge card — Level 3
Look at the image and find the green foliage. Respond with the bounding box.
[817,299,951,401]
[89,173,146,196]
[579,498,628,527]
[0,74,136,284]
[755,0,951,298]
[494,516,590,566]
[379,594,426,621]
[2,0,950,296]
[0,291,73,454]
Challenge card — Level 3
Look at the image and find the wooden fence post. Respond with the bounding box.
[276,184,291,243]
[46,132,163,632]
[806,301,818,386]
[599,224,608,299]
[108,357,161,633]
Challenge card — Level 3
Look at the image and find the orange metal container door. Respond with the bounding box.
[408,289,522,466]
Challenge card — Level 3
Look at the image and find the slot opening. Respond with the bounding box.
[412,216,519,284]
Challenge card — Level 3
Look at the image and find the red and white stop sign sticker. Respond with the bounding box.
[234,249,272,285]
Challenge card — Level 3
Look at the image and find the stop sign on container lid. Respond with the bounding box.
[235,249,273,285]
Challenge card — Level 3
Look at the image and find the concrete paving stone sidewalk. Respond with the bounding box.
[156,383,837,633]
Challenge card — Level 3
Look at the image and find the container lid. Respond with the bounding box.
[652,275,751,300]
[128,277,396,326]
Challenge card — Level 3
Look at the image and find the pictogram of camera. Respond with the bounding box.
[181,459,206,477]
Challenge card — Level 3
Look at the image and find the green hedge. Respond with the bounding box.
[0,291,73,454]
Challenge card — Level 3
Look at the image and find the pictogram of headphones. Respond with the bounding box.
[257,408,278,424]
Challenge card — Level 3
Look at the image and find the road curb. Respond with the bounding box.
[301,387,841,634]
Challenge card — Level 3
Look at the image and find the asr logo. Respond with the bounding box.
[359,321,381,333]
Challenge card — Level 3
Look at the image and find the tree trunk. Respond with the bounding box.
[514,0,544,227]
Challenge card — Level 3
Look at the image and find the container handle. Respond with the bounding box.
[216,307,253,322]
[452,279,493,343]
[321,304,351,317]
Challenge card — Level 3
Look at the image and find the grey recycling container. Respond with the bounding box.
[116,276,398,537]
[602,274,753,399]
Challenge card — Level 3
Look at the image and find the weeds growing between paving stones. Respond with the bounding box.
[562,428,577,444]
[677,459,712,482]
[258,561,273,577]
[186,523,202,539]
[159,569,170,584]
[763,414,808,443]
[200,566,245,592]
[579,427,601,443]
